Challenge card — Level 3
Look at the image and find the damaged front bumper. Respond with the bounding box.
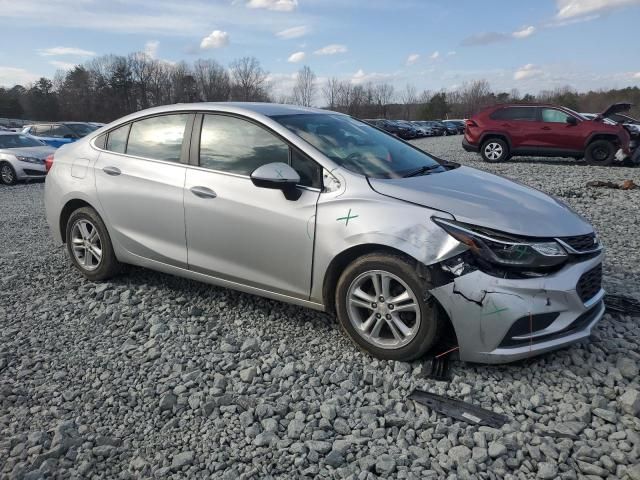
[430,253,605,364]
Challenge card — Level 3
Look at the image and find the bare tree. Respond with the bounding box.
[400,84,417,119]
[322,77,340,109]
[292,65,316,107]
[374,82,394,118]
[193,59,231,101]
[229,56,269,101]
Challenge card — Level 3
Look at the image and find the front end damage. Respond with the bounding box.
[424,221,605,364]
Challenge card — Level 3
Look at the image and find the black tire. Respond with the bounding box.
[585,140,615,166]
[481,138,509,163]
[65,207,120,281]
[0,162,17,185]
[335,252,444,361]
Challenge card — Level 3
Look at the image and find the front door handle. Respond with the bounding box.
[541,126,552,130]
[190,186,217,199]
[103,166,121,176]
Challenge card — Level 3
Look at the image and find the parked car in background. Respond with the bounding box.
[45,102,605,364]
[434,121,459,136]
[22,122,97,148]
[0,132,55,185]
[369,119,417,139]
[411,121,435,137]
[463,103,631,165]
[419,121,445,136]
[442,120,465,134]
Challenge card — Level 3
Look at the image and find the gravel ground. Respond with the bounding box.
[1,136,639,480]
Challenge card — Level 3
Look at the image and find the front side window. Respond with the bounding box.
[48,124,76,138]
[67,123,96,137]
[271,113,442,179]
[541,108,572,123]
[127,114,188,162]
[106,124,130,154]
[199,114,289,175]
[0,134,45,148]
[291,149,322,188]
[34,125,51,136]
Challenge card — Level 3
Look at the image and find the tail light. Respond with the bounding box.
[45,154,54,172]
[465,119,478,128]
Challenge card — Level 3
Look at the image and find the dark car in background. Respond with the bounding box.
[442,120,465,134]
[463,103,631,165]
[419,121,445,136]
[22,122,98,148]
[365,119,417,139]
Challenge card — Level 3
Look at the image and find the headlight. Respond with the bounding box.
[432,217,568,268]
[15,155,42,164]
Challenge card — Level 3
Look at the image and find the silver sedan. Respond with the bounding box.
[0,132,55,185]
[44,103,605,363]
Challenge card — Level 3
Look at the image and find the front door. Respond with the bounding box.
[532,107,585,151]
[94,113,191,267]
[183,113,322,299]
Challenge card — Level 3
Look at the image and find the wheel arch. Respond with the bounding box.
[59,198,98,244]
[479,132,512,149]
[585,132,620,147]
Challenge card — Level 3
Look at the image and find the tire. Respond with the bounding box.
[0,162,17,185]
[481,138,509,163]
[585,140,615,166]
[65,207,120,281]
[335,252,443,361]
[443,130,448,136]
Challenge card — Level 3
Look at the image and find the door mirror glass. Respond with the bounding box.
[566,116,578,126]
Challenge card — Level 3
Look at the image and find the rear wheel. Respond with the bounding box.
[65,207,120,281]
[481,138,509,163]
[585,140,615,166]
[335,252,443,361]
[0,162,17,185]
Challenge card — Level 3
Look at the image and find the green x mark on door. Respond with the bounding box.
[275,168,284,179]
[337,208,359,226]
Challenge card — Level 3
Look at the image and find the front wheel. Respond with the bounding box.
[0,162,17,185]
[335,252,443,361]
[585,140,615,166]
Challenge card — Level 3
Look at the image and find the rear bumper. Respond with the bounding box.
[430,253,605,364]
[462,138,479,152]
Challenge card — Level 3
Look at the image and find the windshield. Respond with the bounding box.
[271,113,442,179]
[0,134,45,149]
[66,123,96,136]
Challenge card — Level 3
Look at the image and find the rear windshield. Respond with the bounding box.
[271,113,442,179]
[0,134,45,148]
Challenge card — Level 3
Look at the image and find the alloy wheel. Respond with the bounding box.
[70,219,103,271]
[1,164,14,184]
[346,270,421,349]
[484,142,503,160]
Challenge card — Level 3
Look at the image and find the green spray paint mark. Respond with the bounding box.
[481,299,509,317]
[275,168,285,179]
[337,208,359,227]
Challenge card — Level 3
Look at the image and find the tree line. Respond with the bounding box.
[1,51,639,123]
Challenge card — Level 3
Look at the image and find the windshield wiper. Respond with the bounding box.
[403,164,441,178]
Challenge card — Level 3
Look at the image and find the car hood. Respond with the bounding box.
[368,166,593,237]
[1,146,55,159]
[598,102,632,120]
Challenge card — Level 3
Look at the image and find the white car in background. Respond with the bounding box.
[0,132,56,185]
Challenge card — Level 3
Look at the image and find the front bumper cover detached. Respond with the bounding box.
[430,253,605,364]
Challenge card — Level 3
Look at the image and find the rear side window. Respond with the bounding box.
[106,124,130,154]
[199,114,289,175]
[490,107,536,121]
[49,124,75,138]
[33,125,51,136]
[126,114,188,162]
[541,108,571,123]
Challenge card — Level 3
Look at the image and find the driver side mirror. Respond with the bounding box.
[566,116,578,126]
[250,162,301,200]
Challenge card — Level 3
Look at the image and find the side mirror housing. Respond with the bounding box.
[566,116,578,126]
[250,162,301,200]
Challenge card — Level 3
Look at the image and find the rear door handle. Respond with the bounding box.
[190,186,217,199]
[103,166,121,176]
[541,126,552,130]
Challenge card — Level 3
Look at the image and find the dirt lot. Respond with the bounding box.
[1,135,639,480]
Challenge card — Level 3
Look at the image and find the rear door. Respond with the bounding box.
[488,106,538,148]
[94,113,193,267]
[533,108,585,151]
[183,113,321,299]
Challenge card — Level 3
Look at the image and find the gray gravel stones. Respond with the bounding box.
[1,137,639,478]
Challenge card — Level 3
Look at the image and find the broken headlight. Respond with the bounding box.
[432,217,568,269]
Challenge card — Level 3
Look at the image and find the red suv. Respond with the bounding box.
[463,103,631,165]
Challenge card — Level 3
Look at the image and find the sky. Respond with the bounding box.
[1,0,640,99]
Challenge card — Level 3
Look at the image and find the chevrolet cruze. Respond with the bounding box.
[44,103,605,363]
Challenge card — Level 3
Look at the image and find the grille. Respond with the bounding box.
[560,233,599,252]
[577,264,602,303]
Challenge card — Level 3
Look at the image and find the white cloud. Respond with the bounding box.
[200,30,229,49]
[430,51,440,60]
[0,66,40,87]
[447,51,457,56]
[37,46,95,57]
[514,63,543,80]
[247,0,297,11]
[406,53,420,66]
[314,44,347,55]
[276,25,309,39]
[287,51,306,63]
[634,72,640,79]
[512,25,536,38]
[350,68,397,85]
[556,0,640,19]
[144,40,159,59]
[49,60,77,70]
